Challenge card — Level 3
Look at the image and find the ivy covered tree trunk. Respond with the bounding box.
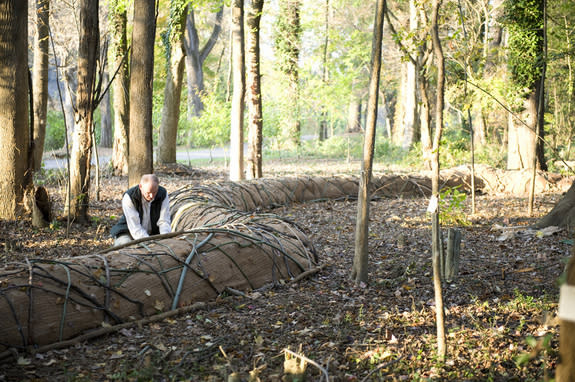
[275,0,301,149]
[504,0,546,171]
[32,0,50,171]
[128,0,156,186]
[68,0,98,223]
[246,0,264,179]
[158,2,188,164]
[110,1,129,176]
[0,0,31,220]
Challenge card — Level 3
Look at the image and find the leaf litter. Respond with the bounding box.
[0,160,569,381]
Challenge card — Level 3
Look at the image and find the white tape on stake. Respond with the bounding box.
[559,284,575,323]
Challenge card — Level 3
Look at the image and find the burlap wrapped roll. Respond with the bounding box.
[0,225,315,352]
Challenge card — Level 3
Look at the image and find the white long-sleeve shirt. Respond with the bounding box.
[122,193,171,240]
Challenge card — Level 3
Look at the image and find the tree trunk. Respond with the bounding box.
[402,57,419,148]
[62,68,77,146]
[472,107,487,147]
[507,90,539,170]
[158,3,188,165]
[419,74,433,170]
[394,0,419,150]
[245,0,264,179]
[128,0,156,187]
[110,3,129,176]
[184,6,224,120]
[351,0,385,284]
[0,0,31,220]
[68,0,99,223]
[32,0,50,171]
[534,180,575,229]
[318,0,330,142]
[347,97,361,133]
[430,0,446,360]
[506,0,546,172]
[229,0,245,181]
[276,0,301,149]
[99,69,113,148]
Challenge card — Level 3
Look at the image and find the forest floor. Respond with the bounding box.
[0,157,571,381]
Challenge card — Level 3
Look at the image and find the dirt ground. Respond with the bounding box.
[0,159,571,381]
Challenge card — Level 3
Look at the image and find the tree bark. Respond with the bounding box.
[32,0,50,171]
[505,0,546,172]
[535,180,575,229]
[99,69,113,148]
[110,2,129,176]
[430,0,446,360]
[0,0,31,220]
[393,0,419,150]
[507,90,539,170]
[184,5,224,120]
[276,0,301,149]
[68,0,99,223]
[347,97,362,133]
[128,0,156,186]
[419,73,433,170]
[351,0,385,284]
[318,0,330,142]
[245,0,264,179]
[158,3,188,164]
[229,0,245,181]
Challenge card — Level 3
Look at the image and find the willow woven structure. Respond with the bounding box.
[0,172,464,355]
[2,167,566,355]
[1,175,394,354]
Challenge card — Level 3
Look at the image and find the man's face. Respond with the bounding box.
[140,182,159,202]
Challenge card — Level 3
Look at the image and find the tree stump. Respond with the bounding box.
[31,186,52,228]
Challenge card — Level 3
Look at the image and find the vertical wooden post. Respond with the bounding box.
[443,228,461,283]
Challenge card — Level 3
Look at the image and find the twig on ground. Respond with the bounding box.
[283,347,330,381]
[0,301,215,363]
[359,355,404,382]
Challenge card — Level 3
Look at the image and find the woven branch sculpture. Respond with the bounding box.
[2,168,560,354]
[1,175,406,353]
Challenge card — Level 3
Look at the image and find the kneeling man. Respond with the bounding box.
[110,174,171,246]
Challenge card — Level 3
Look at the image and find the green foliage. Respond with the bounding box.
[182,92,230,148]
[106,0,131,14]
[515,332,553,374]
[273,1,301,76]
[439,186,469,226]
[502,0,545,92]
[45,110,67,151]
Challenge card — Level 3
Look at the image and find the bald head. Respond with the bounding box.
[139,174,160,201]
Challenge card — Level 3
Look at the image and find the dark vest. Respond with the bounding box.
[110,185,167,238]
